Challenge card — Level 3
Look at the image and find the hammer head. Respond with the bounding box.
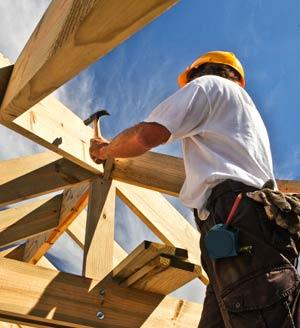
[84,109,110,126]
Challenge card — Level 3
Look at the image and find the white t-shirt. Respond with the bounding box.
[144,75,275,218]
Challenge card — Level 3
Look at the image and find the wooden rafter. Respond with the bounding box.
[23,182,90,264]
[0,257,201,328]
[0,152,95,207]
[0,196,61,248]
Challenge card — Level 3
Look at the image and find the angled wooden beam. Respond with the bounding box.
[83,178,116,280]
[0,0,177,122]
[23,182,89,264]
[0,56,101,174]
[0,257,201,328]
[66,210,127,268]
[0,196,61,248]
[0,152,95,207]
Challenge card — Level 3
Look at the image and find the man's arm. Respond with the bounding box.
[89,122,171,162]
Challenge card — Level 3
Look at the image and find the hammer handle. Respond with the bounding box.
[93,119,99,138]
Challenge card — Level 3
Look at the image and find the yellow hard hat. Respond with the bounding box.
[177,51,245,88]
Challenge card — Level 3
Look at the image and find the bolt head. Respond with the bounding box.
[96,311,105,320]
[99,288,106,296]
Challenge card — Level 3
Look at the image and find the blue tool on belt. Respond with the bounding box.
[205,193,243,259]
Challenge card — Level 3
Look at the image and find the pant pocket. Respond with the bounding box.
[221,266,299,327]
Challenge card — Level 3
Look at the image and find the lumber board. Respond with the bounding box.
[83,178,116,280]
[113,154,300,195]
[125,255,201,295]
[0,152,95,207]
[113,152,185,196]
[0,0,177,121]
[23,182,89,264]
[0,256,201,328]
[66,210,127,267]
[0,152,59,185]
[0,56,101,174]
[277,179,300,193]
[0,196,61,248]
[113,240,188,281]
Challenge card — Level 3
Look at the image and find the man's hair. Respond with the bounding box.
[186,63,241,84]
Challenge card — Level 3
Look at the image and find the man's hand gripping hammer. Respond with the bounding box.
[84,109,110,165]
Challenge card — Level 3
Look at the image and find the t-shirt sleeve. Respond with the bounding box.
[143,81,211,142]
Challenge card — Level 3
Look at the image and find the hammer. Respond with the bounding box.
[84,109,110,138]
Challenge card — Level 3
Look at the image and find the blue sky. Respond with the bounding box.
[0,0,300,305]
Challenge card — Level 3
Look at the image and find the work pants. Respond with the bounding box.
[195,180,300,328]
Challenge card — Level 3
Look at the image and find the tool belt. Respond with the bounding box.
[246,183,300,235]
[196,180,300,327]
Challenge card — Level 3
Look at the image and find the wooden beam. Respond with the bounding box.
[113,241,188,281]
[123,255,201,295]
[113,241,199,295]
[0,56,101,174]
[113,152,184,196]
[0,257,201,328]
[276,179,300,193]
[0,196,61,248]
[113,154,300,195]
[83,178,116,280]
[0,0,177,121]
[66,210,127,268]
[0,152,94,207]
[23,182,89,264]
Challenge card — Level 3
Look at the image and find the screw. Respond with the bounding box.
[96,311,105,320]
[99,288,106,296]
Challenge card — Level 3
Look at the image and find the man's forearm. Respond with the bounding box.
[90,122,171,161]
[98,124,150,159]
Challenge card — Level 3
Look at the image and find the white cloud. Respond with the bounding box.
[0,0,50,61]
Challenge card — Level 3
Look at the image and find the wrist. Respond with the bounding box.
[98,143,110,160]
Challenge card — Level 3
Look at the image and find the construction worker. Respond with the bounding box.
[89,51,300,327]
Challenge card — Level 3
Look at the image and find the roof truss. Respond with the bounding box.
[0,1,299,327]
